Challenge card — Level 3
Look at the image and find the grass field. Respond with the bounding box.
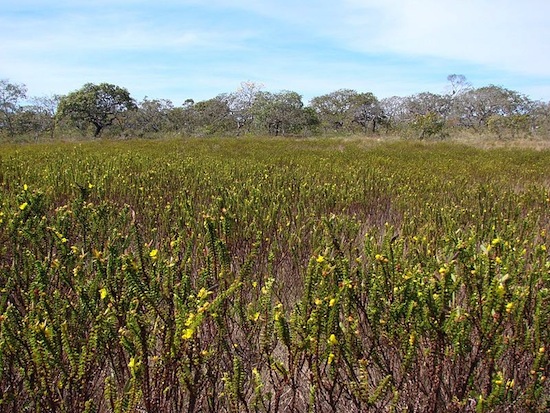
[0,137,549,412]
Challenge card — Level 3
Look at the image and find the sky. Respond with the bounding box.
[2,0,550,105]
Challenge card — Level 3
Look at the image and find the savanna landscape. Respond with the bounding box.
[0,78,549,412]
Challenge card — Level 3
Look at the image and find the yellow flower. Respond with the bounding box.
[182,328,194,340]
[505,302,514,313]
[197,287,212,300]
[128,357,136,370]
[329,298,337,307]
[19,202,28,211]
[316,255,325,264]
[328,334,338,345]
[149,249,158,260]
[185,313,195,326]
[327,352,335,364]
[100,288,108,300]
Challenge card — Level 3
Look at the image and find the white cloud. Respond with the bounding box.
[2,0,550,103]
[338,0,550,77]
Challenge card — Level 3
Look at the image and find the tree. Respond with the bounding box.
[310,89,384,134]
[310,89,358,132]
[226,81,263,133]
[0,79,28,137]
[405,92,450,119]
[351,92,384,133]
[530,101,550,137]
[251,90,305,136]
[126,97,175,135]
[13,95,60,140]
[193,96,234,135]
[446,74,472,97]
[455,85,532,130]
[57,83,136,137]
[380,96,408,132]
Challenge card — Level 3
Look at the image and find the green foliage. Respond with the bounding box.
[0,138,548,412]
[412,111,447,139]
[56,83,136,137]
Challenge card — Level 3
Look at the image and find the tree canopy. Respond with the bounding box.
[2,76,550,140]
[56,83,136,137]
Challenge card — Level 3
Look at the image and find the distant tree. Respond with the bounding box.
[310,89,383,133]
[412,112,447,139]
[301,106,321,135]
[380,96,408,131]
[530,101,550,137]
[13,95,60,139]
[226,81,263,133]
[455,85,532,130]
[166,99,197,135]
[56,83,136,137]
[351,92,384,133]
[193,96,234,135]
[0,79,28,137]
[446,74,472,97]
[310,89,358,132]
[251,90,305,136]
[126,97,175,135]
[405,92,450,119]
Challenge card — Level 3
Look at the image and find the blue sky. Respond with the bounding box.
[2,0,550,105]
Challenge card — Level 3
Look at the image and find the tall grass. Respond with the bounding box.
[0,137,548,412]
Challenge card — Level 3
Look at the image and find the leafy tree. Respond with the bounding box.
[310,89,384,134]
[193,96,234,135]
[125,97,175,135]
[16,95,61,139]
[56,83,136,137]
[530,101,550,137]
[412,112,447,139]
[166,99,197,135]
[0,79,28,137]
[454,85,532,130]
[351,92,384,133]
[310,89,359,132]
[226,81,264,133]
[380,96,408,132]
[405,92,450,120]
[251,90,305,136]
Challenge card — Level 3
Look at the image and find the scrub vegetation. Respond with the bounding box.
[1,75,550,142]
[0,138,548,412]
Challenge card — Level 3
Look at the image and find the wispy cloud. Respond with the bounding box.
[339,0,550,76]
[1,0,549,104]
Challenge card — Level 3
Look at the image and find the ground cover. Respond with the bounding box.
[0,137,548,412]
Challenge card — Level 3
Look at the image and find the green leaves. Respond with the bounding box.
[57,83,136,137]
[0,139,548,411]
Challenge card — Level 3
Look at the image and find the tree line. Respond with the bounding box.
[1,75,549,140]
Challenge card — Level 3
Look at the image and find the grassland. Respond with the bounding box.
[0,137,549,412]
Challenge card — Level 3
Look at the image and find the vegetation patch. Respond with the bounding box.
[0,138,548,412]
